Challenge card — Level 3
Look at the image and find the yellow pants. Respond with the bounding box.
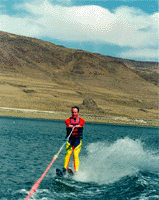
[64,140,82,172]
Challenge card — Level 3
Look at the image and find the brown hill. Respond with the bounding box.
[0,31,158,122]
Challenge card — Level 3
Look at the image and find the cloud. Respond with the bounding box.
[0,0,158,61]
[0,14,41,36]
[119,48,159,62]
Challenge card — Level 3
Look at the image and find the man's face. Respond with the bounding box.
[72,108,79,119]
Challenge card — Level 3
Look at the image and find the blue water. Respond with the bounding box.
[0,116,159,200]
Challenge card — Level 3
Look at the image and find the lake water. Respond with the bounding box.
[0,116,159,200]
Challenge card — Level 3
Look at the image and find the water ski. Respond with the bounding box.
[56,168,63,177]
[67,168,74,176]
[56,168,74,177]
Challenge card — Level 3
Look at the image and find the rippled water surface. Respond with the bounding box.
[0,117,159,200]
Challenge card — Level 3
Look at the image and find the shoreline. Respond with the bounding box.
[0,107,158,127]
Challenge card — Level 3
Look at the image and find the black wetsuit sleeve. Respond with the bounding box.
[66,127,72,138]
[78,127,83,139]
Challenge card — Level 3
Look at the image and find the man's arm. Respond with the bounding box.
[65,118,85,139]
[77,118,85,139]
[65,119,72,127]
[65,118,85,128]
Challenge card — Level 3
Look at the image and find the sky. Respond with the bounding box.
[0,0,158,62]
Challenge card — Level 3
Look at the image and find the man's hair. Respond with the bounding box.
[72,106,79,112]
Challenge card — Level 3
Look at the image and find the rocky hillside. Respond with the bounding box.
[0,31,158,120]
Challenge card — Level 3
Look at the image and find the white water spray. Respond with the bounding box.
[74,137,159,184]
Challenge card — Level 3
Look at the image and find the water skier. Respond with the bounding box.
[63,106,85,174]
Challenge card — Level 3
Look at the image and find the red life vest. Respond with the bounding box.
[70,117,80,138]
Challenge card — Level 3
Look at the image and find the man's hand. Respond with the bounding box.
[68,125,74,128]
[74,125,81,128]
[68,125,81,128]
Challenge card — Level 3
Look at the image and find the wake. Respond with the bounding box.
[74,137,159,184]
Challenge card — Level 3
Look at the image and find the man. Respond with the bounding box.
[63,106,85,173]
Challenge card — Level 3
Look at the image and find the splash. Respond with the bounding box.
[74,137,159,184]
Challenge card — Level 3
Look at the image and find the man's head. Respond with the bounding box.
[72,106,79,119]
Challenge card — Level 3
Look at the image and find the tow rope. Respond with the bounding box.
[25,127,75,200]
